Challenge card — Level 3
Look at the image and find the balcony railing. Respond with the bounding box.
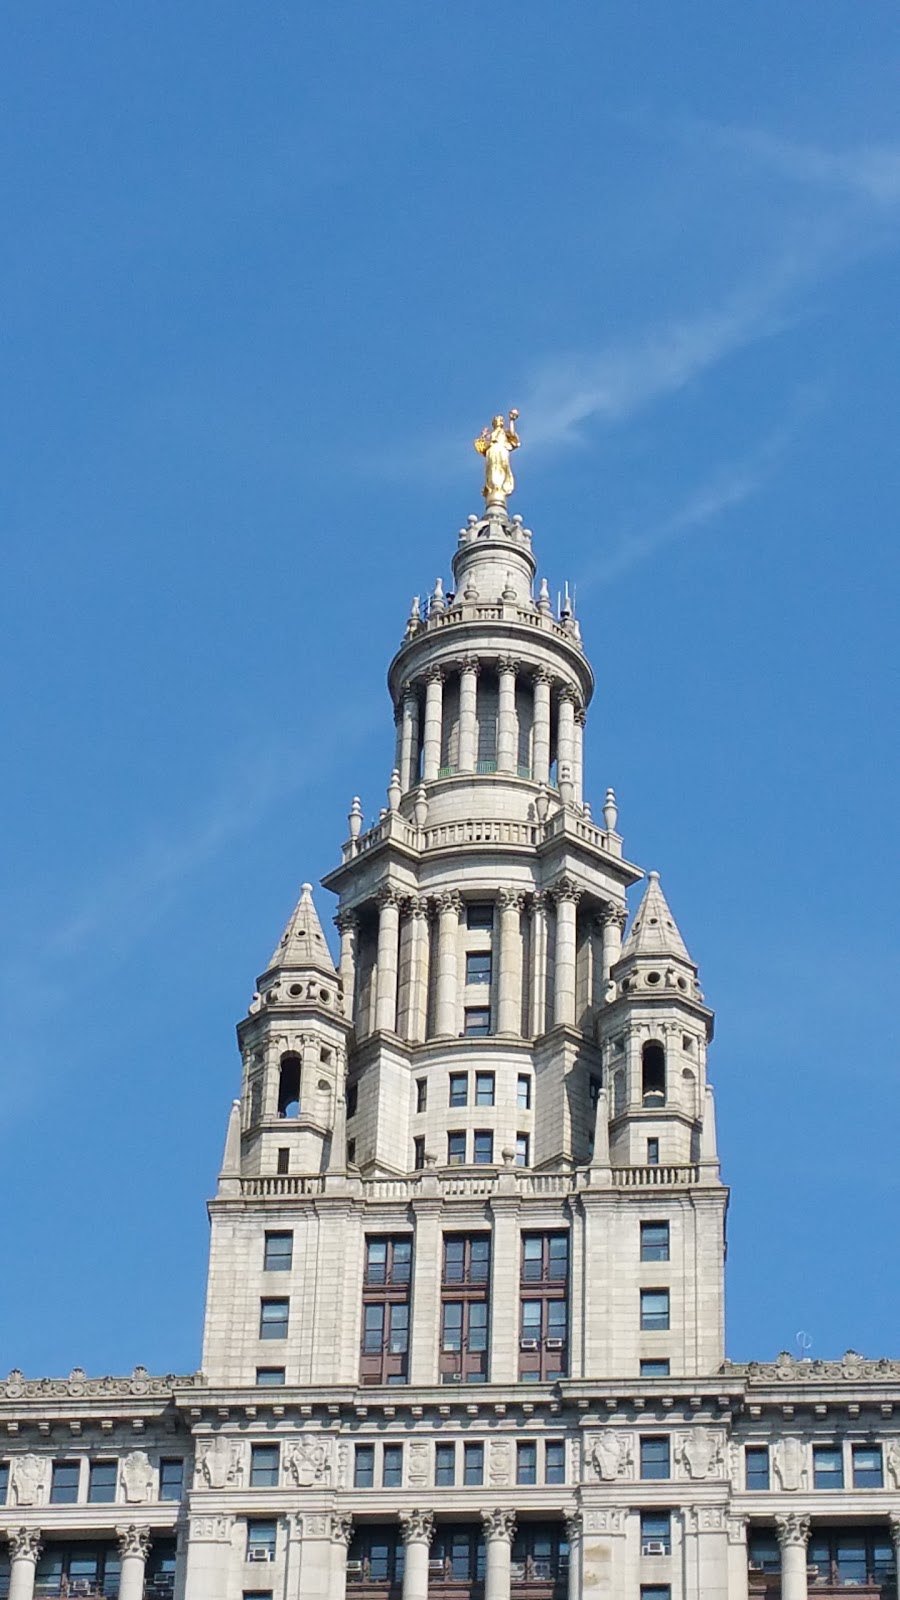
[239,1166,704,1202]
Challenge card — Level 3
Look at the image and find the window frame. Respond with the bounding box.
[745,1445,770,1492]
[640,1221,670,1262]
[354,1444,375,1489]
[463,1442,484,1486]
[249,1444,280,1489]
[87,1459,117,1504]
[263,1231,293,1272]
[259,1298,289,1340]
[640,1435,671,1481]
[813,1443,844,1491]
[49,1461,81,1505]
[516,1440,538,1486]
[640,1288,671,1331]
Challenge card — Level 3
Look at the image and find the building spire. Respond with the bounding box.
[266,882,336,975]
[622,870,692,963]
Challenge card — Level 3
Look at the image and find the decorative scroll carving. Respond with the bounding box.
[120,1451,154,1505]
[190,1517,233,1542]
[550,876,583,905]
[727,1516,748,1546]
[399,1509,434,1546]
[772,1437,806,1492]
[736,1349,900,1382]
[284,1439,332,1488]
[1,1367,201,1400]
[117,1526,152,1561]
[330,1514,354,1547]
[481,1508,516,1543]
[407,1441,429,1487]
[675,1428,724,1480]
[564,1512,583,1543]
[6,1528,42,1561]
[299,1514,328,1538]
[775,1513,810,1548]
[588,1431,633,1481]
[9,1455,47,1507]
[196,1437,242,1490]
[488,1439,512,1486]
[582,1508,626,1534]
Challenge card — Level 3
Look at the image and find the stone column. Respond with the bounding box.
[400,1510,434,1600]
[399,684,420,793]
[375,888,401,1033]
[406,897,430,1043]
[422,668,444,783]
[482,1509,516,1600]
[573,708,585,804]
[497,658,519,774]
[330,1513,353,1597]
[557,688,576,787]
[726,1516,749,1600]
[6,1528,41,1600]
[890,1518,900,1594]
[565,1513,582,1600]
[497,890,524,1035]
[532,669,552,786]
[775,1514,810,1600]
[117,1525,151,1600]
[336,910,359,1023]
[598,905,626,997]
[434,891,461,1037]
[529,891,548,1037]
[552,881,581,1028]
[458,657,479,774]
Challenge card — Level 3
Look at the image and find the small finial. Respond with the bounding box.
[300,882,313,898]
[535,783,550,823]
[603,787,618,832]
[537,577,551,615]
[463,579,479,601]
[583,801,592,821]
[348,797,363,840]
[501,571,516,601]
[414,784,428,828]
[387,769,401,812]
[560,582,572,620]
[430,576,445,615]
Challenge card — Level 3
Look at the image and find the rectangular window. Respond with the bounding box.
[354,1445,375,1488]
[640,1221,670,1261]
[517,1074,532,1110]
[640,1289,670,1331]
[382,1445,403,1489]
[448,1131,466,1165]
[640,1359,670,1377]
[361,1237,412,1386]
[249,1445,280,1488]
[346,1083,358,1118]
[0,1461,7,1503]
[813,1445,844,1490]
[745,1445,770,1491]
[87,1460,117,1503]
[641,1589,671,1600]
[641,1510,672,1555]
[852,1444,883,1488]
[259,1298,289,1339]
[466,952,492,986]
[464,1007,492,1036]
[473,1130,494,1164]
[449,1073,468,1107]
[435,1443,455,1486]
[463,1443,484,1486]
[50,1461,80,1504]
[263,1232,293,1272]
[159,1459,185,1500]
[647,1138,660,1166]
[467,903,494,930]
[515,1134,529,1166]
[413,1135,426,1170]
[519,1233,569,1380]
[545,1441,565,1484]
[346,1138,356,1164]
[516,1441,537,1485]
[640,1436,671,1480]
[276,1147,289,1175]
[589,1073,603,1107]
[246,1520,277,1560]
[440,1235,491,1384]
[475,1072,495,1106]
[416,1078,427,1112]
[243,1592,273,1600]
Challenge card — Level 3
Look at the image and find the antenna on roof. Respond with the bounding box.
[796,1330,812,1362]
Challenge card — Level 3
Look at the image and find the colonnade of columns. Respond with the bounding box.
[330,1508,578,1600]
[337,887,625,1041]
[395,661,585,799]
[2,1526,152,1600]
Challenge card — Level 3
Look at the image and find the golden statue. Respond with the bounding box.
[474,410,520,502]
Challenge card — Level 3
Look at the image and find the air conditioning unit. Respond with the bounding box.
[545,1337,564,1350]
[532,1561,552,1579]
[345,1561,363,1576]
[643,1541,667,1556]
[248,1549,272,1563]
[520,1338,540,1350]
[748,1562,764,1572]
[428,1560,445,1574]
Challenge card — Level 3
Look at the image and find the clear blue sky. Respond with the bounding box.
[2,3,898,1378]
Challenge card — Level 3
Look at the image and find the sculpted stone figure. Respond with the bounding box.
[885,1439,900,1489]
[773,1436,805,1492]
[590,1431,632,1481]
[10,1454,46,1507]
[120,1450,154,1505]
[197,1437,241,1490]
[474,410,520,503]
[677,1427,723,1480]
[285,1439,331,1488]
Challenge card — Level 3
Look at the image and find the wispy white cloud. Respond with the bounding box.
[696,124,900,209]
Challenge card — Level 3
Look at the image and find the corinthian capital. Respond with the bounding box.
[425,665,445,686]
[399,1509,434,1546]
[498,888,524,914]
[330,1513,354,1547]
[376,885,401,911]
[496,655,520,677]
[775,1513,810,1548]
[481,1507,516,1543]
[334,909,359,935]
[550,876,583,905]
[599,902,627,932]
[117,1526,152,1562]
[7,1528,42,1562]
[434,890,462,917]
[459,655,481,677]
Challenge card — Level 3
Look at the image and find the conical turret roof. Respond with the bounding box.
[266,882,336,975]
[623,871,692,963]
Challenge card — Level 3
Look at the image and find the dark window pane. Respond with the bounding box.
[464,1008,491,1036]
[640,1436,670,1480]
[475,1072,495,1105]
[383,1445,403,1489]
[516,1442,537,1485]
[640,1359,670,1377]
[466,903,494,930]
[745,1446,770,1491]
[354,1446,375,1488]
[250,1445,280,1487]
[448,1131,466,1165]
[449,1074,468,1107]
[263,1232,293,1272]
[50,1462,80,1504]
[88,1461,117,1503]
[159,1459,185,1499]
[640,1222,670,1261]
[466,952,492,985]
[473,1131,493,1164]
[259,1299,289,1339]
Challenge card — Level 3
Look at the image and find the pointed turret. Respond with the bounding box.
[623,871,692,963]
[266,882,336,978]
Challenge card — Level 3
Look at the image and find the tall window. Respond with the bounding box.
[50,1462,80,1504]
[354,1445,375,1488]
[447,1130,467,1165]
[517,1074,532,1110]
[413,1136,425,1170]
[87,1461,117,1503]
[641,1511,672,1555]
[463,1443,484,1486]
[259,1299,289,1339]
[640,1221,670,1261]
[640,1436,670,1480]
[516,1441,537,1485]
[545,1441,565,1484]
[515,1134,529,1166]
[263,1232,293,1271]
[346,1529,405,1587]
[641,1041,666,1107]
[435,1443,455,1486]
[430,1529,485,1583]
[360,1236,412,1385]
[449,1073,468,1107]
[745,1445,770,1491]
[473,1130,494,1164]
[249,1445,280,1487]
[510,1527,569,1584]
[277,1054,301,1118]
[807,1529,895,1587]
[640,1289,670,1331]
[852,1445,883,1488]
[246,1520,277,1560]
[159,1459,185,1501]
[415,1078,427,1112]
[519,1233,569,1380]
[382,1445,403,1489]
[647,1138,660,1166]
[440,1234,490,1383]
[813,1445,844,1489]
[466,952,492,986]
[475,1072,495,1106]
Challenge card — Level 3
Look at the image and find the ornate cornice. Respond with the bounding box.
[0,1366,200,1400]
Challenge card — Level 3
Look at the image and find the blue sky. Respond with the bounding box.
[2,3,899,1377]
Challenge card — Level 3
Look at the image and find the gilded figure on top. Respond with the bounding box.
[474,410,520,502]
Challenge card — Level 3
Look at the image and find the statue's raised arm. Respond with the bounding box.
[474,409,520,504]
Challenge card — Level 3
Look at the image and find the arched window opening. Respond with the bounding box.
[278,1054,301,1119]
[642,1042,666,1108]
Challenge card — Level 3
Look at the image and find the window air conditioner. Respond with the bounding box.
[642,1541,667,1555]
[748,1562,764,1572]
[520,1338,540,1350]
[248,1549,272,1562]
[428,1560,445,1573]
[345,1561,363,1576]
[532,1561,552,1579]
[545,1337,564,1350]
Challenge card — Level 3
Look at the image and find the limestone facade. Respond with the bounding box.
[2,494,899,1600]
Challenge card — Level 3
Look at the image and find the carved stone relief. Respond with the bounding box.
[120,1450,155,1505]
[885,1440,900,1489]
[488,1439,512,1486]
[772,1437,806,1492]
[284,1439,332,1488]
[407,1442,429,1488]
[196,1437,242,1490]
[9,1455,47,1507]
[675,1428,725,1481]
[582,1508,626,1535]
[588,1431,634,1481]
